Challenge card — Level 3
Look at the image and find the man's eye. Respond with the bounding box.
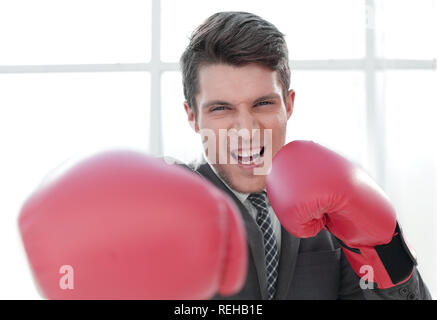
[211,106,228,112]
[256,101,273,107]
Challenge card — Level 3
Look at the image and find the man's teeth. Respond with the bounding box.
[231,147,264,163]
[240,150,261,157]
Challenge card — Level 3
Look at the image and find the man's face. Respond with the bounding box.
[185,63,295,193]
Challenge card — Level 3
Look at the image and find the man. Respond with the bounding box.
[180,11,431,299]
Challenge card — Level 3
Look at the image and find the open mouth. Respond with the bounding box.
[230,146,265,166]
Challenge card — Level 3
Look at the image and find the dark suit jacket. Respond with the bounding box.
[186,159,432,300]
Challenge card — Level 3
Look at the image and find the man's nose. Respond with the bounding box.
[230,106,261,148]
[233,106,260,131]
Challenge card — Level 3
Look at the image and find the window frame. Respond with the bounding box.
[0,0,435,187]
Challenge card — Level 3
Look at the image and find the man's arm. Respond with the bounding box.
[266,141,433,295]
[338,247,432,300]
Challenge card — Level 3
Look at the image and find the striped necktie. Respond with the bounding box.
[248,192,279,300]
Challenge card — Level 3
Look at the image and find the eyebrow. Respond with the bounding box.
[202,100,231,109]
[253,93,281,104]
[202,93,281,109]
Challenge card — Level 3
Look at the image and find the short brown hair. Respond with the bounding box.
[180,11,291,117]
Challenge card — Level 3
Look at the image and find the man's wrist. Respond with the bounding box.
[374,222,417,285]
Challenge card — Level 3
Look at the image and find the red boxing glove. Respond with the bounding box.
[18,151,247,299]
[266,140,416,289]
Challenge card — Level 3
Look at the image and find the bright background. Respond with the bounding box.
[0,0,436,299]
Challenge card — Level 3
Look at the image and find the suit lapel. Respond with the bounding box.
[274,226,300,299]
[194,161,269,299]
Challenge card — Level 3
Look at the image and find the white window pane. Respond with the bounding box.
[0,72,150,298]
[0,0,151,65]
[286,71,367,167]
[0,71,151,202]
[162,0,365,62]
[379,0,437,59]
[384,70,437,294]
[162,72,203,164]
[385,70,437,220]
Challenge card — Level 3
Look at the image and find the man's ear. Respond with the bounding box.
[286,89,295,120]
[184,102,200,133]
